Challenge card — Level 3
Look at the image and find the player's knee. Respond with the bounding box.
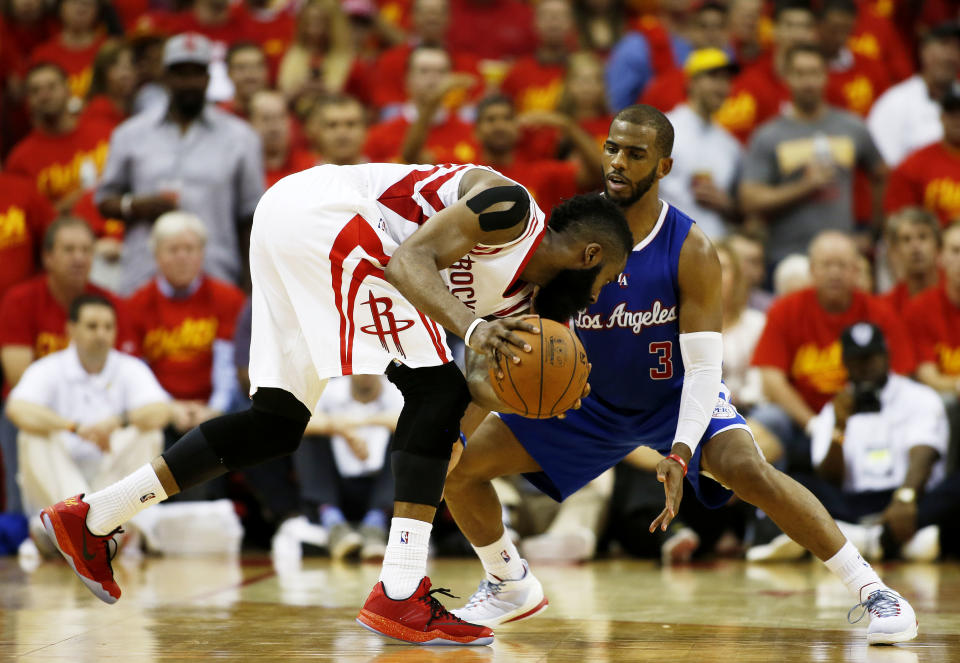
[388,361,471,459]
[724,452,775,502]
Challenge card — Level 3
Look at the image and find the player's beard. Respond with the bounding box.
[533,263,602,322]
[603,164,658,208]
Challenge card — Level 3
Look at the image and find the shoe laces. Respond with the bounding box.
[104,527,124,574]
[847,589,902,623]
[420,587,465,623]
[464,579,506,609]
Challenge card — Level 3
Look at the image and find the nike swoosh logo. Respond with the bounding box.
[81,528,97,561]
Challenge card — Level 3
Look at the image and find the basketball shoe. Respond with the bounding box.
[357,577,494,645]
[451,560,549,627]
[848,584,918,645]
[40,494,122,604]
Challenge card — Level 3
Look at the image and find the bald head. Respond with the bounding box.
[808,231,860,311]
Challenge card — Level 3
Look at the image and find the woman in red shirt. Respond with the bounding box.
[82,39,136,130]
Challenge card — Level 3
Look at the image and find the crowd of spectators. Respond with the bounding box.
[2,0,960,565]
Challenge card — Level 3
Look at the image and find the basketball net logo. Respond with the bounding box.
[360,291,415,357]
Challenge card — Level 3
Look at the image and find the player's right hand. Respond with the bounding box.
[467,317,539,377]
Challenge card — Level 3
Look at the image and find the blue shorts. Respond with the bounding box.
[499,385,750,508]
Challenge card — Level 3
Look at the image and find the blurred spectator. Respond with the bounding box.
[715,0,815,144]
[5,63,112,216]
[727,0,763,67]
[242,0,297,81]
[728,229,774,311]
[750,231,914,472]
[0,217,118,513]
[799,323,950,563]
[82,39,137,130]
[293,375,400,560]
[364,46,477,163]
[818,0,890,118]
[908,222,960,397]
[249,90,317,188]
[880,208,942,312]
[884,89,960,226]
[220,41,269,120]
[640,1,731,113]
[867,22,960,168]
[30,0,108,105]
[739,45,886,268]
[772,253,811,297]
[572,0,625,55]
[500,0,576,114]
[277,0,354,117]
[716,240,765,410]
[1,0,55,60]
[0,168,56,301]
[659,49,741,239]
[848,0,913,86]
[129,30,167,115]
[472,95,600,214]
[7,294,169,554]
[555,51,611,149]
[447,0,536,61]
[96,33,264,294]
[370,0,481,118]
[305,94,369,165]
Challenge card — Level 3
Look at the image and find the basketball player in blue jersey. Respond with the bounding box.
[443,105,919,646]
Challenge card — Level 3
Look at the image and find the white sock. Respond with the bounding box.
[823,540,886,602]
[379,517,431,599]
[85,464,168,536]
[473,529,524,582]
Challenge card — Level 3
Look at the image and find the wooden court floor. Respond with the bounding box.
[1,555,959,662]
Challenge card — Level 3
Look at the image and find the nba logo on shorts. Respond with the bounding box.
[500,550,511,563]
[400,531,409,544]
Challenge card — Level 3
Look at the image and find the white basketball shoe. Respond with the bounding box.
[451,560,549,627]
[848,584,919,645]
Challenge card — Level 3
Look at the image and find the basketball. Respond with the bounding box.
[488,317,590,418]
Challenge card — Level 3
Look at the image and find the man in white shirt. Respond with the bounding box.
[662,48,742,239]
[803,323,953,562]
[867,22,960,167]
[7,295,171,548]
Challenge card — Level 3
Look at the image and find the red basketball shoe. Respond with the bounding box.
[41,494,122,604]
[357,577,494,645]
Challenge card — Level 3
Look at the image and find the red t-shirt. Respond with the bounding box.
[158,6,250,47]
[5,116,113,205]
[751,288,916,411]
[370,44,482,111]
[0,174,57,301]
[364,114,478,164]
[265,149,318,189]
[628,15,677,77]
[639,67,685,113]
[492,159,578,219]
[715,55,789,144]
[825,52,891,118]
[906,283,960,375]
[81,95,128,132]
[501,57,566,114]
[884,142,960,226]
[30,33,107,101]
[126,277,246,401]
[447,0,536,61]
[241,8,296,82]
[849,3,912,84]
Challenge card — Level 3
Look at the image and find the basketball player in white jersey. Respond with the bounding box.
[39,162,634,646]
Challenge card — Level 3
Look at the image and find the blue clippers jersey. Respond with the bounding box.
[574,203,693,413]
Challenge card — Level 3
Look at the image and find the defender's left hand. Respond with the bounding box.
[882,499,918,544]
[650,457,685,533]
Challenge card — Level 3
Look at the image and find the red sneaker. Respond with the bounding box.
[357,577,494,646]
[41,494,122,604]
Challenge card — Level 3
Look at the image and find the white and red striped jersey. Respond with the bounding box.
[338,162,547,318]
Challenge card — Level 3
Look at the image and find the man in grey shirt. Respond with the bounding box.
[97,33,264,294]
[739,43,886,268]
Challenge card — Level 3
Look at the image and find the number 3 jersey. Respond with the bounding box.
[574,202,692,414]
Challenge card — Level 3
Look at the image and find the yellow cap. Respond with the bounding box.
[684,48,736,78]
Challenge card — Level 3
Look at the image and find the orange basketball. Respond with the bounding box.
[488,317,590,419]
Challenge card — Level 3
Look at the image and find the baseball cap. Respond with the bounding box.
[163,33,213,68]
[683,48,738,78]
[840,322,887,359]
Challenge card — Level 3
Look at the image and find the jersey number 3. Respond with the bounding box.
[649,341,674,380]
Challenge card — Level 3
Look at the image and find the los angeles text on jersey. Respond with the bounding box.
[575,300,678,334]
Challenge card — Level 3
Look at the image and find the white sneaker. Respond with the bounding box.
[901,525,939,563]
[848,585,918,645]
[746,533,806,562]
[661,527,700,565]
[836,521,883,562]
[520,527,595,563]
[451,560,549,627]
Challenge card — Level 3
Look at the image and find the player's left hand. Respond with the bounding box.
[650,456,685,533]
[881,499,918,544]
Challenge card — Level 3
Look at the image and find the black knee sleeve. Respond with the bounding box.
[386,361,471,507]
[162,388,310,491]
